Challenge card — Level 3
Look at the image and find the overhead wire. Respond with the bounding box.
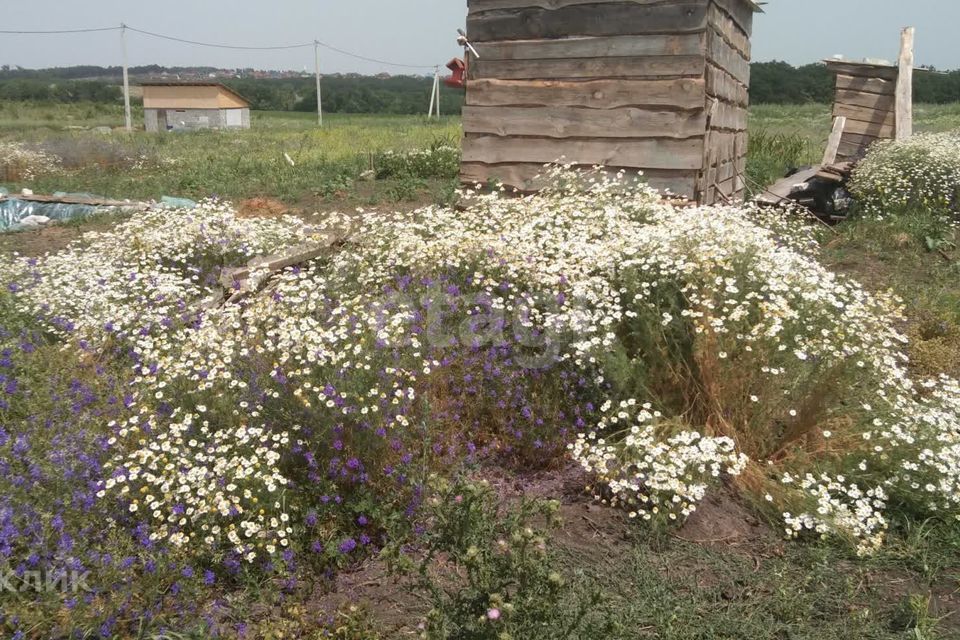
[0,26,120,34]
[2,23,437,69]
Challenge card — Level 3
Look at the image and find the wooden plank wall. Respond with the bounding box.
[461,0,722,201]
[827,62,898,161]
[699,0,752,204]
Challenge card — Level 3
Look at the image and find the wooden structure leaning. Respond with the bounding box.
[823,27,916,163]
[459,0,763,204]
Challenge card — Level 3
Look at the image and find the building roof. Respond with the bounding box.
[138,81,250,106]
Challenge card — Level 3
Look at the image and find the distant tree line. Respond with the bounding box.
[2,63,959,111]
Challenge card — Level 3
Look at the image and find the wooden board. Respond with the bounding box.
[461,161,699,198]
[711,0,756,37]
[465,78,706,109]
[709,100,747,131]
[474,33,705,60]
[467,1,710,42]
[706,27,750,86]
[462,105,708,139]
[824,61,899,81]
[835,89,895,110]
[833,102,895,126]
[707,2,750,58]
[839,132,881,147]
[705,63,748,106]
[461,134,705,169]
[471,55,705,80]
[837,139,878,160]
[842,118,895,139]
[835,74,895,96]
[821,116,846,165]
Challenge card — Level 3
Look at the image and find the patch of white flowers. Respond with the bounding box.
[2,165,959,558]
[571,400,747,523]
[782,472,888,556]
[100,409,297,559]
[850,132,960,216]
[0,141,61,181]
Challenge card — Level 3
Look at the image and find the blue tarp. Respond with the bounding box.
[0,198,106,231]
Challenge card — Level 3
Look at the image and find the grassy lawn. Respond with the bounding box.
[0,102,959,639]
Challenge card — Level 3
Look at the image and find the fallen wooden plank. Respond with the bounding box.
[821,116,846,166]
[219,233,347,291]
[0,193,143,207]
[754,166,821,205]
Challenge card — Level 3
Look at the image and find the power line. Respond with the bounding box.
[0,26,119,34]
[124,25,314,51]
[313,39,434,70]
[0,23,437,71]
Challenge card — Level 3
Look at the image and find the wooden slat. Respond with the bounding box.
[835,74,895,96]
[471,55,705,80]
[711,0,757,37]
[843,118,895,139]
[461,134,705,169]
[706,28,750,86]
[833,102,895,126]
[825,61,899,81]
[710,100,747,131]
[839,132,880,149]
[835,89,895,110]
[465,78,706,109]
[707,2,751,58]
[467,2,710,42]
[462,105,707,139]
[475,33,705,60]
[837,140,877,161]
[705,63,748,106]
[460,161,699,198]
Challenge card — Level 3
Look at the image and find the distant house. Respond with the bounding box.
[141,82,251,132]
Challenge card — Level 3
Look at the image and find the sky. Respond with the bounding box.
[1,0,958,75]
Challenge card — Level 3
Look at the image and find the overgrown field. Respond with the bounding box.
[1,105,960,639]
[0,104,462,208]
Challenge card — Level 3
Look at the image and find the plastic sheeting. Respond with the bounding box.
[160,195,198,209]
[0,198,108,232]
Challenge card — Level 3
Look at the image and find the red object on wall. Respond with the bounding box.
[444,58,466,89]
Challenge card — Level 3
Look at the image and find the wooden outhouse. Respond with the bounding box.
[460,0,762,204]
[141,82,251,132]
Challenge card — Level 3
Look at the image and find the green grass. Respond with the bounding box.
[0,104,461,205]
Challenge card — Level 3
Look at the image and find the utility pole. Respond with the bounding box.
[121,23,132,131]
[314,40,323,126]
[428,67,441,119]
[428,67,437,118]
